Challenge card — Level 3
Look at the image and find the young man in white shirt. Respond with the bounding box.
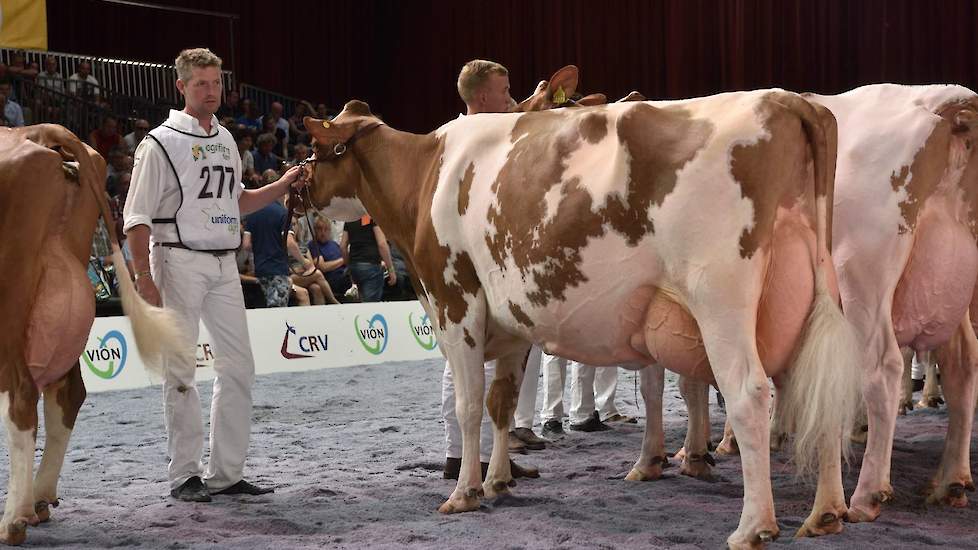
[124,48,305,502]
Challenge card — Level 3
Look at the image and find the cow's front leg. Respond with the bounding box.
[483,346,531,498]
[0,372,40,545]
[34,364,86,524]
[625,364,667,481]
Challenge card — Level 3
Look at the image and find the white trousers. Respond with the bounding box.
[152,246,255,491]
[512,345,542,429]
[539,353,620,424]
[442,360,494,461]
[911,352,928,380]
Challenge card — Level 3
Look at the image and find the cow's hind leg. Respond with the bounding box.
[898,348,915,415]
[927,318,978,506]
[33,363,85,523]
[625,364,666,481]
[918,350,943,409]
[483,346,531,498]
[0,376,40,545]
[715,417,739,455]
[677,376,714,480]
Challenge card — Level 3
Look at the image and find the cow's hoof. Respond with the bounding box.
[727,527,779,549]
[796,511,844,538]
[918,397,943,409]
[769,432,789,452]
[681,453,716,481]
[929,483,969,507]
[715,438,739,456]
[438,489,482,514]
[672,447,687,462]
[32,502,50,524]
[0,519,28,546]
[845,502,879,523]
[624,464,662,482]
[482,479,511,499]
[898,400,913,415]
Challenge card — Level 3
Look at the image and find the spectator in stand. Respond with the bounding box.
[105,147,128,186]
[0,64,7,81]
[88,115,123,158]
[260,115,287,158]
[315,103,329,120]
[235,129,261,188]
[123,119,149,154]
[341,215,396,303]
[268,102,290,144]
[288,101,314,146]
[236,227,266,308]
[68,60,101,101]
[253,133,281,174]
[236,98,261,130]
[218,89,242,119]
[382,244,416,301]
[308,217,352,299]
[0,86,25,127]
[245,190,310,308]
[290,143,309,165]
[36,57,63,92]
[8,52,38,81]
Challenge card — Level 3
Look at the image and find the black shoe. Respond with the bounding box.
[444,457,461,480]
[912,379,924,392]
[541,419,564,437]
[170,476,212,502]
[569,411,612,432]
[211,479,274,495]
[511,428,546,450]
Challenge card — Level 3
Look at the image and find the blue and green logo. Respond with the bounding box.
[355,314,389,355]
[408,312,437,350]
[82,330,127,379]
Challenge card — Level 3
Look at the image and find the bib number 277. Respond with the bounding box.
[198,166,236,199]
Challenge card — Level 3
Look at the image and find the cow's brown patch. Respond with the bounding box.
[485,372,518,427]
[509,302,534,328]
[55,363,86,429]
[890,118,951,235]
[579,111,608,144]
[484,105,713,307]
[730,100,810,258]
[463,328,476,348]
[457,162,476,216]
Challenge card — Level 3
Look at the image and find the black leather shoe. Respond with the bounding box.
[541,419,564,437]
[444,457,461,480]
[912,378,924,392]
[569,411,611,432]
[211,479,273,495]
[170,476,212,502]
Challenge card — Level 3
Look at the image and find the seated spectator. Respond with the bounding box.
[253,133,282,174]
[236,98,261,130]
[237,227,267,308]
[289,252,340,305]
[288,101,314,146]
[123,119,149,154]
[0,88,25,127]
[68,60,101,101]
[382,244,417,301]
[36,56,63,92]
[218,89,242,119]
[260,115,287,158]
[89,115,122,158]
[268,101,290,144]
[245,189,308,307]
[8,52,38,81]
[316,103,330,120]
[308,217,352,298]
[291,143,310,165]
[105,148,129,181]
[342,215,397,302]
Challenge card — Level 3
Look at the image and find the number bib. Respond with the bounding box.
[147,124,242,251]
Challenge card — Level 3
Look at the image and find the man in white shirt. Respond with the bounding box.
[68,60,100,100]
[123,119,150,154]
[37,56,64,93]
[123,48,305,503]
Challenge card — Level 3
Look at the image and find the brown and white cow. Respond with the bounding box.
[0,124,180,545]
[301,89,859,548]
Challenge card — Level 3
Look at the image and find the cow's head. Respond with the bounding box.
[303,100,385,221]
[511,65,580,112]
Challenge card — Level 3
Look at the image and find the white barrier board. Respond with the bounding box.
[79,301,441,392]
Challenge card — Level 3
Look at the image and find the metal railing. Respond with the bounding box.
[1,47,235,107]
[240,83,323,120]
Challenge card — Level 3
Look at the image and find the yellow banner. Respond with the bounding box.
[0,0,47,50]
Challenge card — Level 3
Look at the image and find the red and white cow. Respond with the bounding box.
[0,125,180,545]
[804,85,978,520]
[302,88,859,548]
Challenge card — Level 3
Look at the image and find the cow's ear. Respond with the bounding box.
[576,93,608,107]
[305,116,358,145]
[545,65,579,106]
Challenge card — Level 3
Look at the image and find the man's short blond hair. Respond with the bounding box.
[457,59,508,104]
[175,48,222,82]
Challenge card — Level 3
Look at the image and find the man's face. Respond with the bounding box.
[480,73,513,114]
[239,136,253,150]
[102,118,118,136]
[178,65,223,117]
[259,140,273,154]
[242,99,254,116]
[271,102,283,118]
[45,58,56,73]
[134,119,149,138]
[79,62,91,78]
[0,83,11,98]
[294,144,308,160]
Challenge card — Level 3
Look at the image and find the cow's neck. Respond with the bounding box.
[354,126,441,255]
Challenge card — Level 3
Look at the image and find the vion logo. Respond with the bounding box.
[409,312,437,351]
[355,314,389,355]
[280,322,328,359]
[82,330,127,379]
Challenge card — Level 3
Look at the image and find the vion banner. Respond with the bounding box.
[81,301,442,393]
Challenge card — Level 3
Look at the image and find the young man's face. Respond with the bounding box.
[480,73,513,114]
[45,58,56,73]
[315,223,331,242]
[179,65,223,117]
[79,63,91,77]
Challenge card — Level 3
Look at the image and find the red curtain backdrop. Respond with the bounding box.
[47,0,978,133]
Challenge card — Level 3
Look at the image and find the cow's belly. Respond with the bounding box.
[892,213,978,350]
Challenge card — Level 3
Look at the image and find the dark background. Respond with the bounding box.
[48,0,978,133]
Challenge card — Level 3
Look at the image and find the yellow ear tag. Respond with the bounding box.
[322,121,331,129]
[553,86,566,105]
